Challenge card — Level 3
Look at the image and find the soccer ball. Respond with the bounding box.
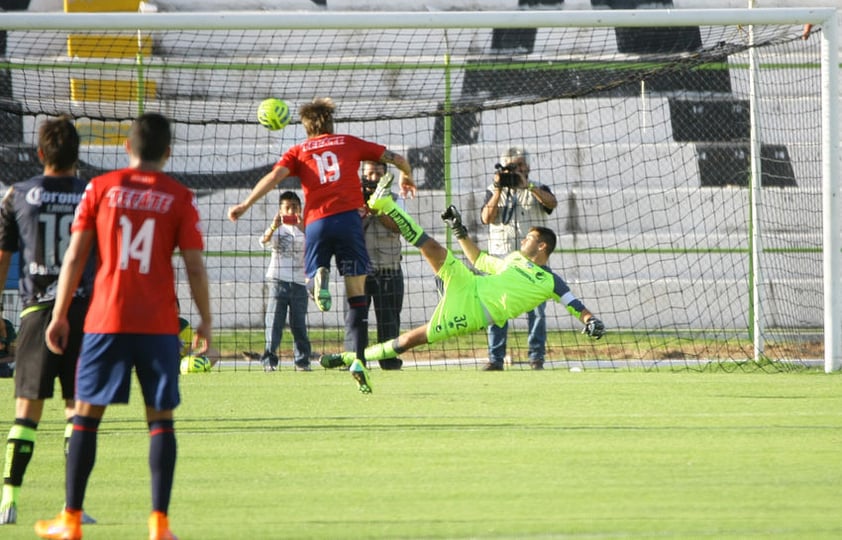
[180,355,212,374]
[257,98,290,131]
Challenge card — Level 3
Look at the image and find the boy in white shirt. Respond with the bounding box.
[259,191,312,371]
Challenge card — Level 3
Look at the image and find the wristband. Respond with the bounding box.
[269,224,277,232]
[528,182,536,191]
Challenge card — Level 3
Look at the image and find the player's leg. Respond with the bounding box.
[344,274,368,364]
[2,307,58,525]
[64,334,128,514]
[367,177,449,273]
[322,324,430,395]
[37,314,120,539]
[136,335,181,540]
[60,300,97,524]
[366,325,429,363]
[302,218,333,312]
[326,249,486,372]
[0,398,44,525]
[329,212,373,367]
[145,407,177,540]
[35,399,103,540]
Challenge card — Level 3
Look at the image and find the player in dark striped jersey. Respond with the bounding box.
[0,115,95,526]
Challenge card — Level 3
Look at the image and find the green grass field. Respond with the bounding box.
[2,369,841,539]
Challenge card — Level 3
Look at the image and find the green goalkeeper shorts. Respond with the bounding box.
[426,250,490,345]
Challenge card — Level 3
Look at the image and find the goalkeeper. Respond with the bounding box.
[321,175,605,393]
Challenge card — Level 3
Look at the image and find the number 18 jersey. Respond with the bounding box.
[72,168,205,335]
[0,174,93,308]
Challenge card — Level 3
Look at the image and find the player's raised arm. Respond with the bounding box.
[227,165,291,222]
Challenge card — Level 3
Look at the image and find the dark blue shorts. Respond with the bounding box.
[75,333,181,410]
[304,210,371,279]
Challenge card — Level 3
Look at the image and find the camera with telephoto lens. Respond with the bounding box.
[494,162,520,188]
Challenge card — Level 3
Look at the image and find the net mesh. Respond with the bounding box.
[0,19,826,371]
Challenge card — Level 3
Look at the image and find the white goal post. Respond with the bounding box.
[1,8,838,371]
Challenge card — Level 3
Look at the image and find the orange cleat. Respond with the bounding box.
[149,510,178,540]
[34,509,83,540]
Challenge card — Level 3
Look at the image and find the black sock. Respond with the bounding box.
[345,296,368,365]
[149,420,176,514]
[66,415,100,511]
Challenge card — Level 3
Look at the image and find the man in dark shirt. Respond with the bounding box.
[0,115,95,526]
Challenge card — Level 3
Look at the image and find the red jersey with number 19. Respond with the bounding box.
[71,168,205,335]
[276,134,385,225]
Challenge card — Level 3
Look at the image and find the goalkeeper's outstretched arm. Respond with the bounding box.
[563,297,605,340]
[581,309,605,339]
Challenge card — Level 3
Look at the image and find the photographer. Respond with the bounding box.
[480,147,557,370]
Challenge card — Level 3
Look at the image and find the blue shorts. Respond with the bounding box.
[304,210,371,279]
[75,333,181,410]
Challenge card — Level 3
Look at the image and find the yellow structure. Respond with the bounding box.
[64,0,156,134]
[67,34,152,59]
[70,79,156,102]
[75,119,132,145]
[64,0,140,12]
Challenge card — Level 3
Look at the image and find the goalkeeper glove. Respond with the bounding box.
[583,317,605,340]
[441,205,468,239]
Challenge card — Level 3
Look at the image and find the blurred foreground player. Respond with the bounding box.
[35,113,212,540]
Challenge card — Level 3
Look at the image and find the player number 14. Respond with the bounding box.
[119,215,155,274]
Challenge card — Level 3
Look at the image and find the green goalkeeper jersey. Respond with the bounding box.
[473,251,585,327]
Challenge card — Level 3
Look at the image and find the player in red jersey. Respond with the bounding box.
[228,97,415,373]
[36,113,212,540]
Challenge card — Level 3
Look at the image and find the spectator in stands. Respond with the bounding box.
[351,161,404,370]
[320,174,604,394]
[480,147,557,370]
[259,191,312,372]
[0,116,97,526]
[227,97,415,370]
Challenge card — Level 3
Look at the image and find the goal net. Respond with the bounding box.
[0,9,838,372]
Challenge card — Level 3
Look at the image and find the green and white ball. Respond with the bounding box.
[180,355,212,374]
[257,98,290,131]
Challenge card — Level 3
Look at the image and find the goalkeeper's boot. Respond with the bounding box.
[34,509,82,540]
[367,177,429,247]
[441,205,468,239]
[148,511,178,540]
[319,352,354,369]
[367,172,394,211]
[349,359,373,394]
[312,267,331,312]
[0,501,16,525]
